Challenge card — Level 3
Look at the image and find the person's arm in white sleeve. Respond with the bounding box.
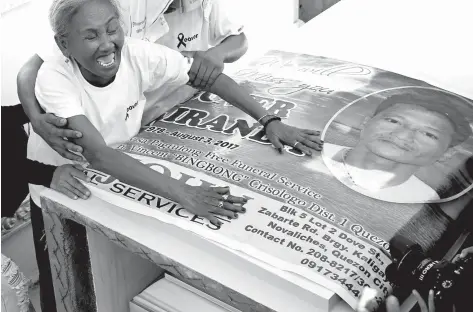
[36,64,246,226]
[17,54,45,120]
[184,0,248,89]
[183,33,247,92]
[208,32,248,63]
[17,0,83,160]
[208,0,248,62]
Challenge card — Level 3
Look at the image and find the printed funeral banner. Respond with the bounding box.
[84,51,473,310]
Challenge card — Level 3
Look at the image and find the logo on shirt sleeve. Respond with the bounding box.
[177,32,199,49]
[125,101,139,120]
[130,18,147,37]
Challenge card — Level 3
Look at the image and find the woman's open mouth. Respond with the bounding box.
[97,53,116,68]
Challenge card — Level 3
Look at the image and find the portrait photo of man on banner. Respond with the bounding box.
[322,88,473,204]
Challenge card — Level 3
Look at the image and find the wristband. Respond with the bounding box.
[257,114,270,124]
[263,116,281,133]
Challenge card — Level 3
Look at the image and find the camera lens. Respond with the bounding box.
[396,249,429,283]
[387,235,472,310]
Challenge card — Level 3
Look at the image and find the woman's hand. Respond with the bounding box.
[50,164,91,200]
[453,246,473,263]
[411,290,436,312]
[185,50,225,91]
[384,290,435,312]
[357,289,436,312]
[32,113,84,161]
[265,121,323,156]
[178,185,247,226]
[384,295,401,312]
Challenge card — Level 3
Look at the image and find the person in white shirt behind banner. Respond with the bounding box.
[18,0,249,158]
[135,0,249,125]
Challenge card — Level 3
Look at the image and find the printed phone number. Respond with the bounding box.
[145,126,240,150]
[301,250,371,298]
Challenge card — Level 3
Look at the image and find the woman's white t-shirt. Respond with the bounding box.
[119,0,243,47]
[156,0,243,51]
[28,37,192,205]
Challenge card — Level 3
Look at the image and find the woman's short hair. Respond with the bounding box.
[49,0,123,37]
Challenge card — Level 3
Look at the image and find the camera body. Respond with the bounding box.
[385,236,472,310]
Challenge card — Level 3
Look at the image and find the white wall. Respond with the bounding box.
[1,0,76,106]
[223,0,300,73]
[1,0,41,106]
[1,0,31,14]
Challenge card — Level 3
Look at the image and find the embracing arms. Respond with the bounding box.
[17,54,83,160]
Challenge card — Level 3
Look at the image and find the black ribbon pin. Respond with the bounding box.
[177,33,186,48]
